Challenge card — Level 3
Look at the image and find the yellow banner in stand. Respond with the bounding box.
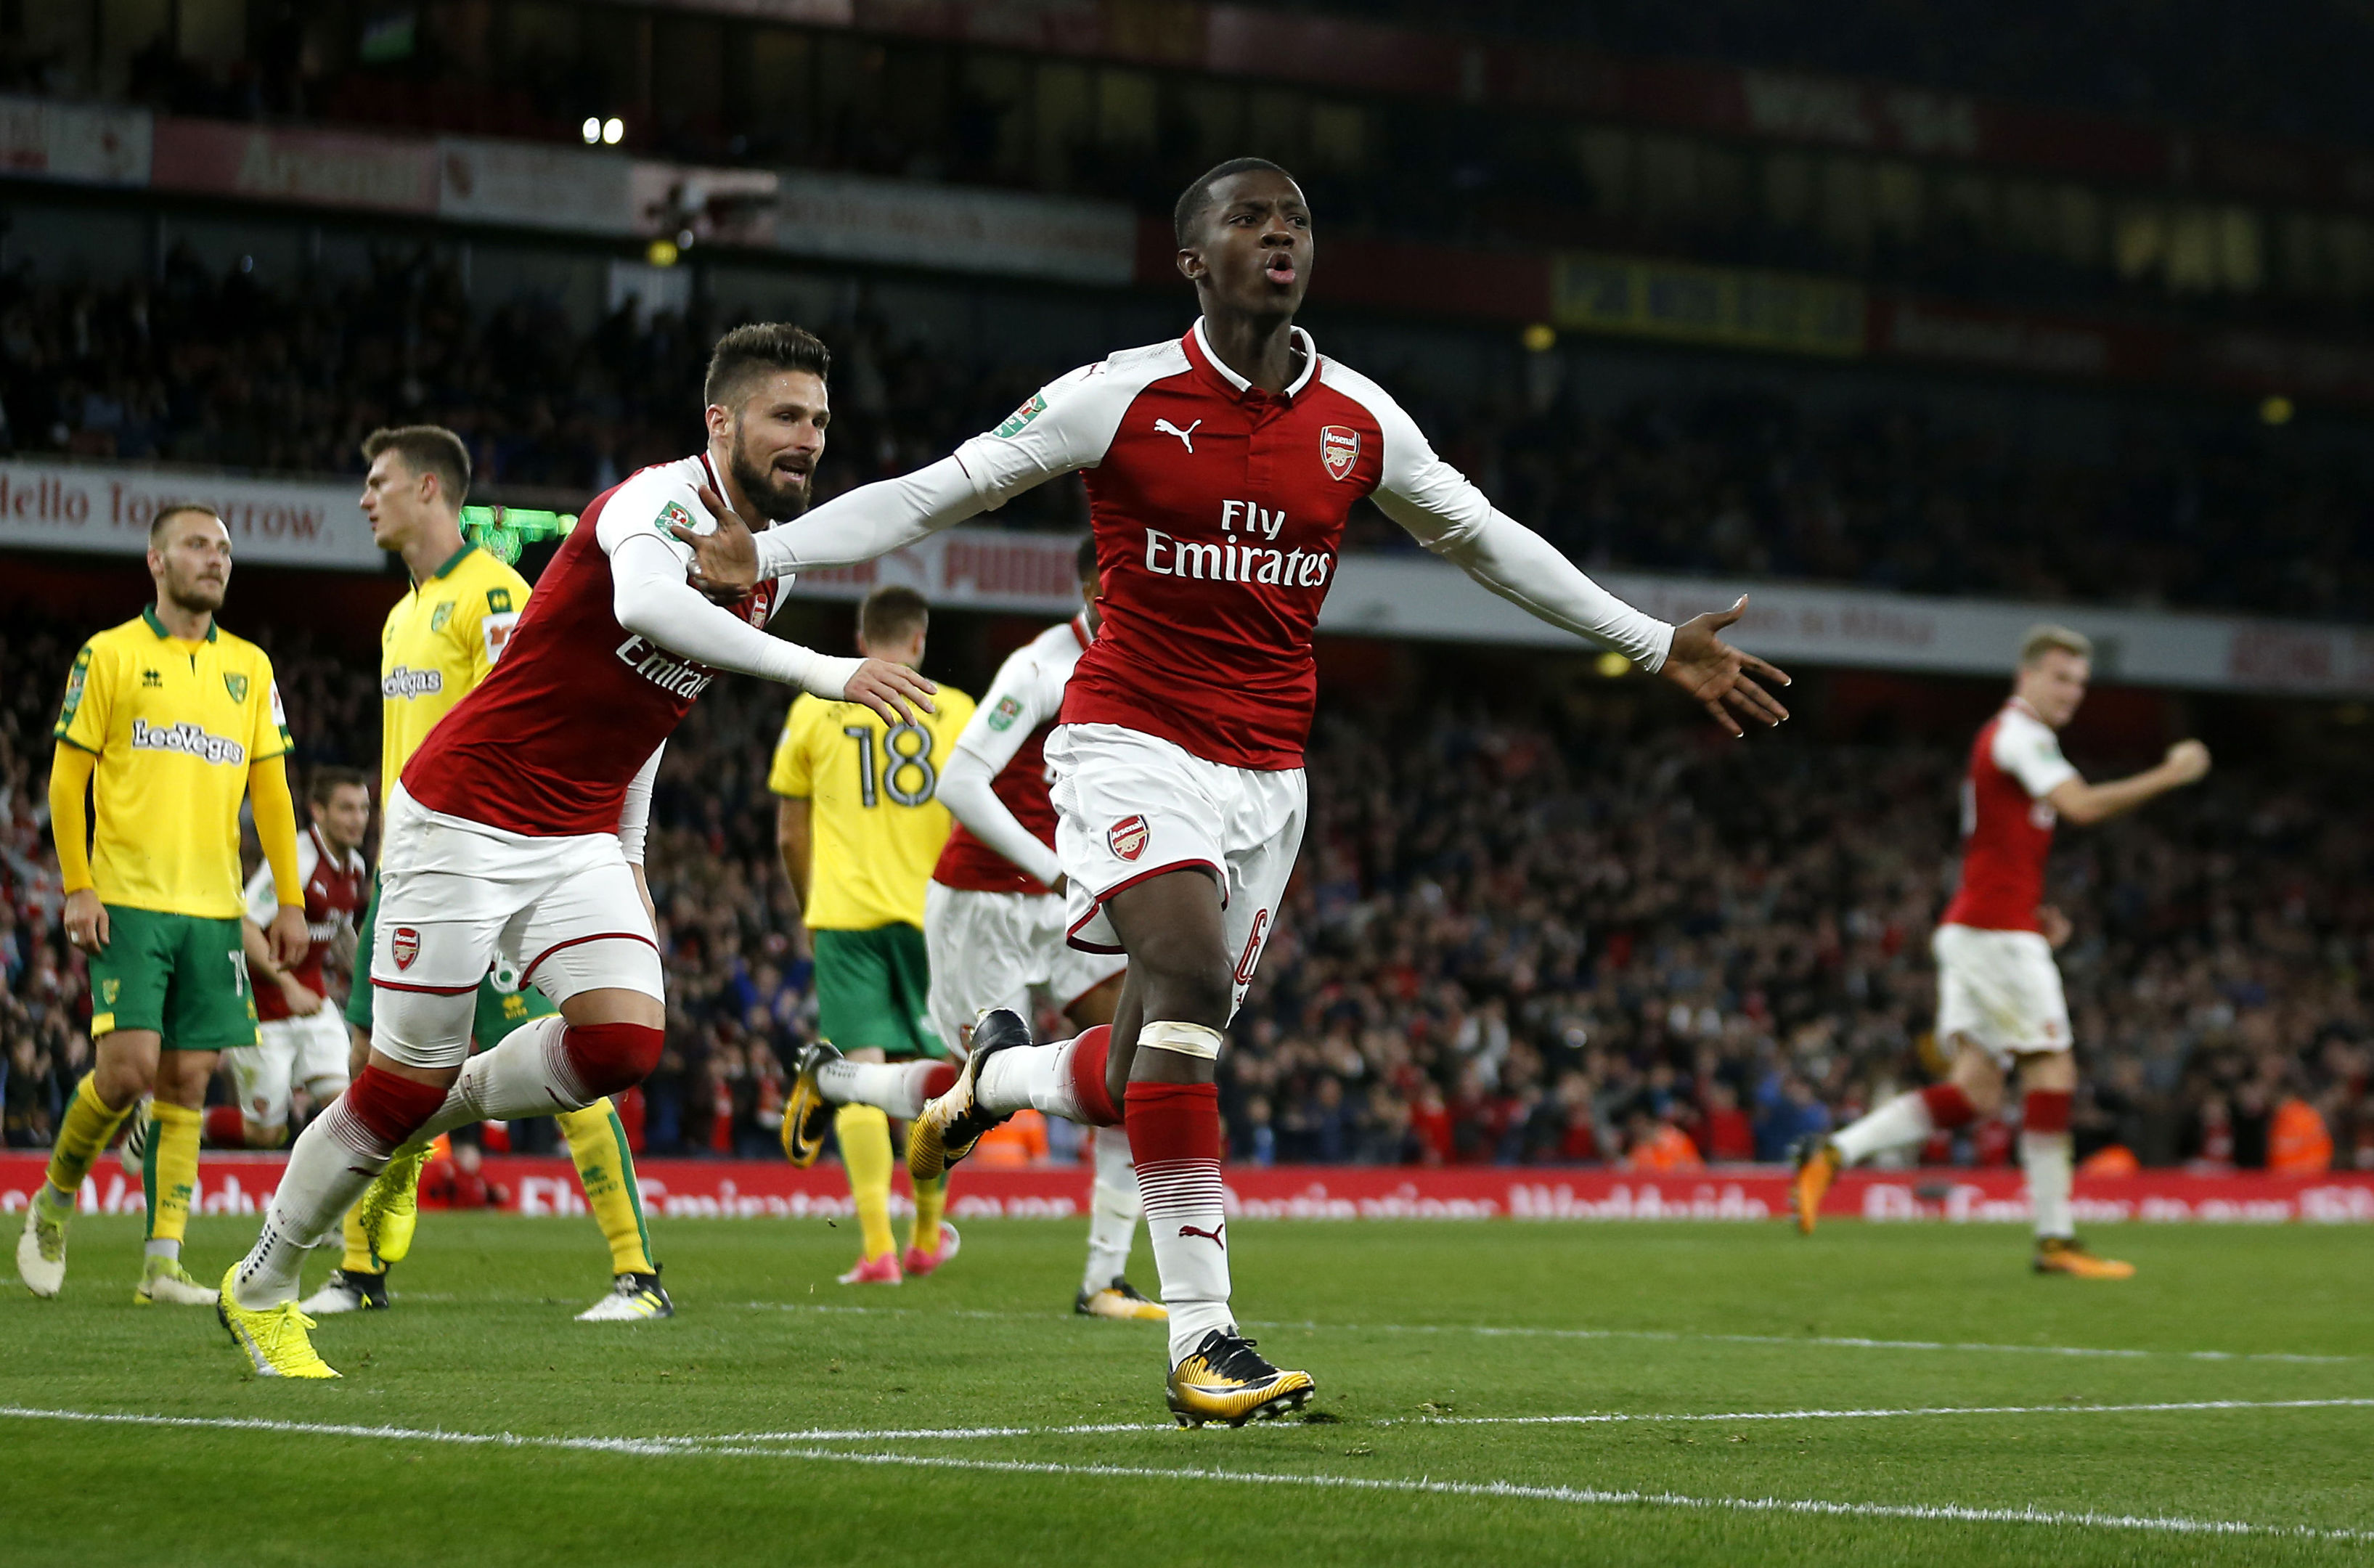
[1551,253,1867,357]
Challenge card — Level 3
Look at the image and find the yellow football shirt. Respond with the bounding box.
[378,543,529,802]
[769,683,976,931]
[52,608,290,919]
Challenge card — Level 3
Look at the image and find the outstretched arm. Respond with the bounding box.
[679,360,1137,594]
[2047,740,2211,825]
[608,533,934,725]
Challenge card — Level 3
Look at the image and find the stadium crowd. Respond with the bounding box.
[7,256,2374,621]
[2,616,2366,1173]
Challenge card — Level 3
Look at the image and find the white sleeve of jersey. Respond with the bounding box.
[1993,710,2080,799]
[950,359,1136,507]
[616,743,663,865]
[937,641,1065,888]
[593,463,704,571]
[752,340,1186,579]
[1320,362,1674,672]
[598,464,865,696]
[755,457,987,576]
[246,830,317,923]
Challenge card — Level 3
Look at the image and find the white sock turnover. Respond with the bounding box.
[1830,1090,1936,1164]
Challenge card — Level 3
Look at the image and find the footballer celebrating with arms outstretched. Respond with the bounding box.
[680,160,1788,1425]
[215,324,933,1378]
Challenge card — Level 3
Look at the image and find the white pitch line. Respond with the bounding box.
[1,1405,2365,1545]
[685,1396,2374,1444]
[733,1300,2360,1365]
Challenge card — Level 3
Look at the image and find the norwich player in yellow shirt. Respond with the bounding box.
[303,425,669,1323]
[771,585,975,1283]
[17,504,310,1304]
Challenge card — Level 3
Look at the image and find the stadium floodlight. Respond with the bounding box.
[603,118,625,145]
[581,118,601,144]
[460,504,577,565]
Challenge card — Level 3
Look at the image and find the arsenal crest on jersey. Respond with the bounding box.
[1108,814,1150,862]
[390,926,420,970]
[1320,425,1360,481]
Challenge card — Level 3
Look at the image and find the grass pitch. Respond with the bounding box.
[4,1212,2369,1567]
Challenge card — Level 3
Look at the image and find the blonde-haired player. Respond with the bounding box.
[1794,625,2211,1275]
[770,585,974,1283]
[17,503,309,1303]
[304,425,669,1322]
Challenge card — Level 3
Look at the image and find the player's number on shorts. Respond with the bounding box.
[228,950,248,997]
[844,722,937,809]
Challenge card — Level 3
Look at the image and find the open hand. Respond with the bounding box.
[843,658,937,727]
[670,483,762,601]
[1660,596,1792,738]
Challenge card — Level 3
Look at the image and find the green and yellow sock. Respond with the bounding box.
[142,1101,203,1259]
[45,1073,134,1204]
[908,1172,947,1258]
[560,1098,656,1275]
[836,1104,896,1262]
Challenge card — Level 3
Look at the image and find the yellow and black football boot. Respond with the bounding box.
[906,1008,1029,1184]
[1165,1329,1316,1427]
[782,1041,841,1169]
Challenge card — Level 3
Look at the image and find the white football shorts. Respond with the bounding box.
[1932,922,2071,1066]
[369,785,661,1069]
[1046,722,1304,1021]
[922,880,1126,1053]
[228,1007,351,1131]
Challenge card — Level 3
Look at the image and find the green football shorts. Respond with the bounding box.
[812,923,946,1060]
[89,905,257,1051]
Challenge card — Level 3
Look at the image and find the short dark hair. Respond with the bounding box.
[308,764,370,806]
[1173,157,1296,245]
[857,584,929,649]
[704,322,831,411]
[362,425,471,510]
[1075,536,1099,582]
[149,502,221,541]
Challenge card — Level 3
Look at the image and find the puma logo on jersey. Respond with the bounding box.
[1178,1222,1225,1249]
[1154,418,1202,452]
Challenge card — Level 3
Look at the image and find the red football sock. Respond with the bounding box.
[345,1065,452,1153]
[1065,1025,1121,1127]
[1921,1082,1978,1130]
[562,1022,665,1100]
[1127,1077,1231,1362]
[204,1106,249,1147]
[2023,1089,2073,1134]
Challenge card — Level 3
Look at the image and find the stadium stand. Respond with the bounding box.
[1,616,2365,1172]
[6,256,2371,619]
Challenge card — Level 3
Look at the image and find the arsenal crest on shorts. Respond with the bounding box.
[1108,814,1150,862]
[390,926,420,970]
[1320,425,1360,481]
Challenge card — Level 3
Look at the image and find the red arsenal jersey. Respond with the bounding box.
[1940,698,2079,933]
[952,322,1517,770]
[401,453,781,837]
[243,823,367,1019]
[933,615,1091,894]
